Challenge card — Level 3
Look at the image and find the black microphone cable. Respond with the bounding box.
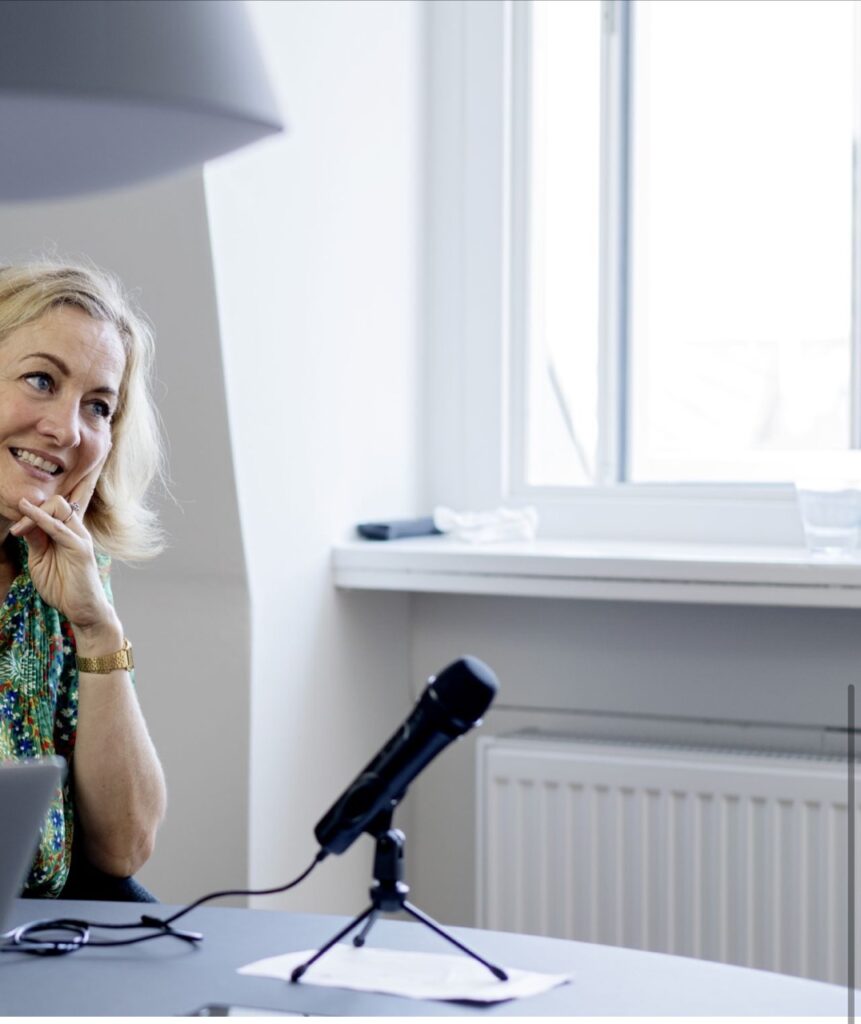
[0,849,326,957]
[4,657,499,959]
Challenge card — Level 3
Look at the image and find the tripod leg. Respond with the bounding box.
[290,904,375,982]
[402,901,509,981]
[352,909,379,947]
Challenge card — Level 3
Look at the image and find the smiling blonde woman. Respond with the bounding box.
[0,260,167,901]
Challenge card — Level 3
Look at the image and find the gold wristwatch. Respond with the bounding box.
[76,638,134,674]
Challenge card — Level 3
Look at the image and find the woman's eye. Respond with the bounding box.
[89,400,113,420]
[24,372,53,392]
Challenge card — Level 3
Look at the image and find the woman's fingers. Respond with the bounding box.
[15,498,77,541]
[10,495,80,538]
[11,499,86,555]
[18,499,81,560]
[8,513,33,536]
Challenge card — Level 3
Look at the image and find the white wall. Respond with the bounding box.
[204,0,423,912]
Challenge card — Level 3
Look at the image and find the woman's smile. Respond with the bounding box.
[9,447,65,479]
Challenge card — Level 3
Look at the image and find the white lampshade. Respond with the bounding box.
[0,0,284,200]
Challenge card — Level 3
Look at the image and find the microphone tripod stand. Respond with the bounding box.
[290,821,508,983]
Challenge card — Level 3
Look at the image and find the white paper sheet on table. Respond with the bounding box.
[238,944,570,1004]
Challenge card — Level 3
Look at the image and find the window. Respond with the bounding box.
[426,0,857,543]
[518,0,857,489]
[521,0,602,488]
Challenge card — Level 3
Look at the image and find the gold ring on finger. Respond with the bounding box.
[62,501,81,524]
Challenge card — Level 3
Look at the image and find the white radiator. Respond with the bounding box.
[477,734,858,985]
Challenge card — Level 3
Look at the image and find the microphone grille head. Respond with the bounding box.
[431,656,499,725]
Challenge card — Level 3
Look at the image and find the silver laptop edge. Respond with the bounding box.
[0,758,66,931]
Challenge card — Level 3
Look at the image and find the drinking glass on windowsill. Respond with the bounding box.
[795,452,861,559]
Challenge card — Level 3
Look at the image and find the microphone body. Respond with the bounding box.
[314,656,498,856]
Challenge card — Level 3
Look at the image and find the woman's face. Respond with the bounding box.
[0,305,125,522]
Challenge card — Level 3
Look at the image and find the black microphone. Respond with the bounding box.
[314,656,499,856]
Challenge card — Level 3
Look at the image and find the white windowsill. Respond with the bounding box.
[332,536,861,608]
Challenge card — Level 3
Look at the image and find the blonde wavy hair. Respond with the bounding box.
[0,260,166,561]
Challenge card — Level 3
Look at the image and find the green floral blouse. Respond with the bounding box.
[0,538,114,897]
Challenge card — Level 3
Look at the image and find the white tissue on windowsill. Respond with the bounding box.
[237,944,570,1004]
[433,505,538,544]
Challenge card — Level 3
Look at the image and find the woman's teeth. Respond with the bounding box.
[11,448,61,475]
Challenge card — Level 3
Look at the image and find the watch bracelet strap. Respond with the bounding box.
[76,638,134,674]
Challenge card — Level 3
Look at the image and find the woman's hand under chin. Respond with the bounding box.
[9,452,115,636]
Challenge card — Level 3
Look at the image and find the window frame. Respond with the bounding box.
[424,0,853,546]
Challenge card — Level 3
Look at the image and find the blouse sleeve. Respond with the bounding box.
[95,551,114,605]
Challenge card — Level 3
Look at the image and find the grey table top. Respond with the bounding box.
[0,897,852,1016]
